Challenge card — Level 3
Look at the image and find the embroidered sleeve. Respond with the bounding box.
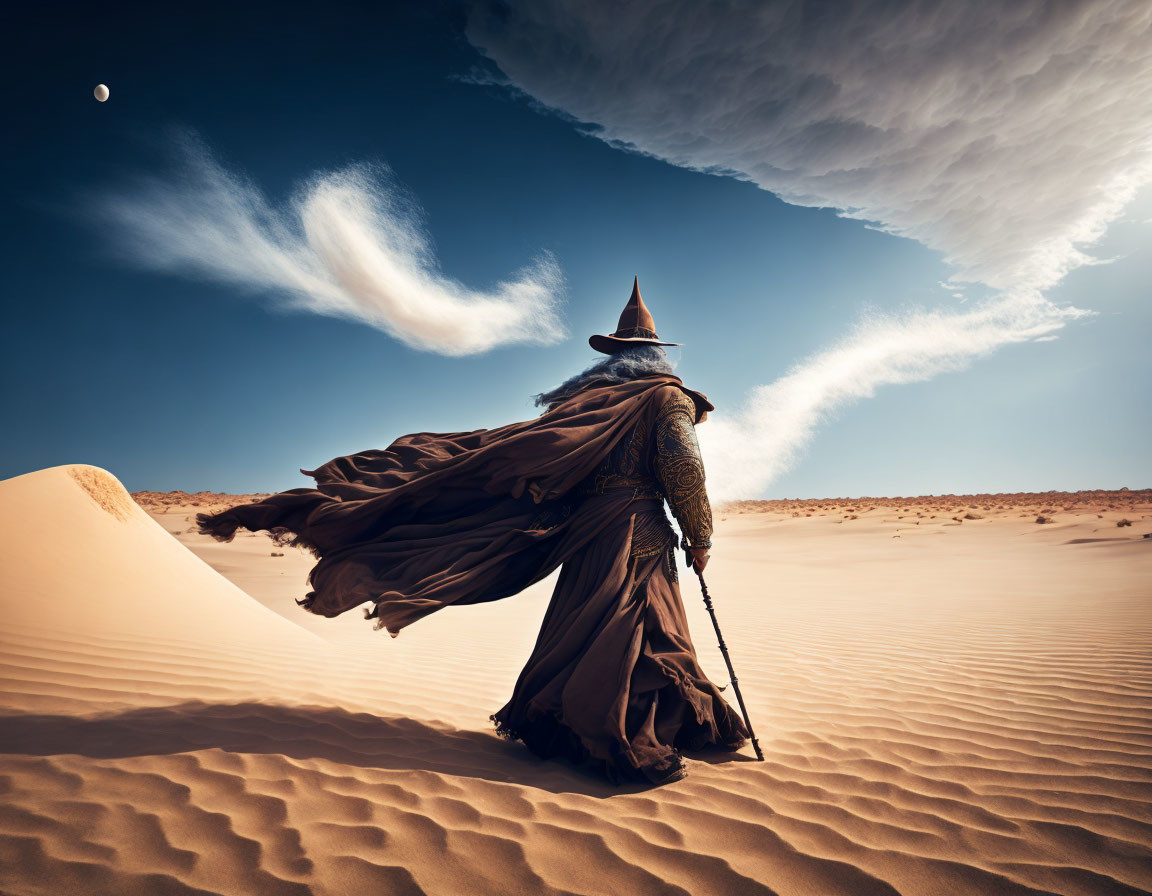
[653,390,713,549]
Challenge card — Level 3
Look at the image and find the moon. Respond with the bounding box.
[94,84,109,102]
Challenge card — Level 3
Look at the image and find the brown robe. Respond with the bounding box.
[196,373,749,783]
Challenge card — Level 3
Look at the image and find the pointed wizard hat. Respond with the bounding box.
[588,277,681,355]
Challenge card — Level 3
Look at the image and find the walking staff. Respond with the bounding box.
[687,539,765,761]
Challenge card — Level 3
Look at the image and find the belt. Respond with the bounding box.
[574,487,665,510]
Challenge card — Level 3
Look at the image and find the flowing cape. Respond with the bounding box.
[196,374,707,636]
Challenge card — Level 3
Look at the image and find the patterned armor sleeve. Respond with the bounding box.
[653,390,713,549]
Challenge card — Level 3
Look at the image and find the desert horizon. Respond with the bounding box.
[132,484,1152,516]
[2,463,1149,894]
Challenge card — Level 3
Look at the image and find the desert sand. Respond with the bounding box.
[2,464,1150,895]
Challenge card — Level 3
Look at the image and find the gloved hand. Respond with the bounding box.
[681,536,711,572]
[688,546,710,571]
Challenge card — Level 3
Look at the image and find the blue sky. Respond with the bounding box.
[3,1,1149,498]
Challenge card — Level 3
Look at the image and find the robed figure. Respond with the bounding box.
[197,279,749,784]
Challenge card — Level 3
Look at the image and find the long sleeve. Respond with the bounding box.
[653,390,713,549]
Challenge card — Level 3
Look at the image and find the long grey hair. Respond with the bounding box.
[534,345,676,411]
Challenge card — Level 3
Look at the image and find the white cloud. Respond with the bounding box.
[468,0,1152,496]
[96,134,565,356]
[699,296,1086,500]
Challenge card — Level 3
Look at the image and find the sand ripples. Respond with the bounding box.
[1,472,1150,894]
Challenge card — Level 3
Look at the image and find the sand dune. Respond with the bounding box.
[1,466,1150,894]
[0,466,317,650]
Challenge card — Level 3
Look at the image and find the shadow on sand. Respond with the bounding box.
[0,701,754,798]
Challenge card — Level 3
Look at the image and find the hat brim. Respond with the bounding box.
[589,334,681,354]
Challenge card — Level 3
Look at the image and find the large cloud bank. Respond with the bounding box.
[97,135,565,356]
[468,0,1152,498]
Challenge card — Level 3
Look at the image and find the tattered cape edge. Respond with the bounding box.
[194,512,323,559]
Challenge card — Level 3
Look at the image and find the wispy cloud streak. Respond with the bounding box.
[468,0,1152,496]
[699,296,1084,500]
[96,134,564,356]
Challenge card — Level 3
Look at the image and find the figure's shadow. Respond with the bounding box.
[0,702,752,798]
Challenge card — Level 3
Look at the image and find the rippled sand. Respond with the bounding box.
[1,466,1149,895]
